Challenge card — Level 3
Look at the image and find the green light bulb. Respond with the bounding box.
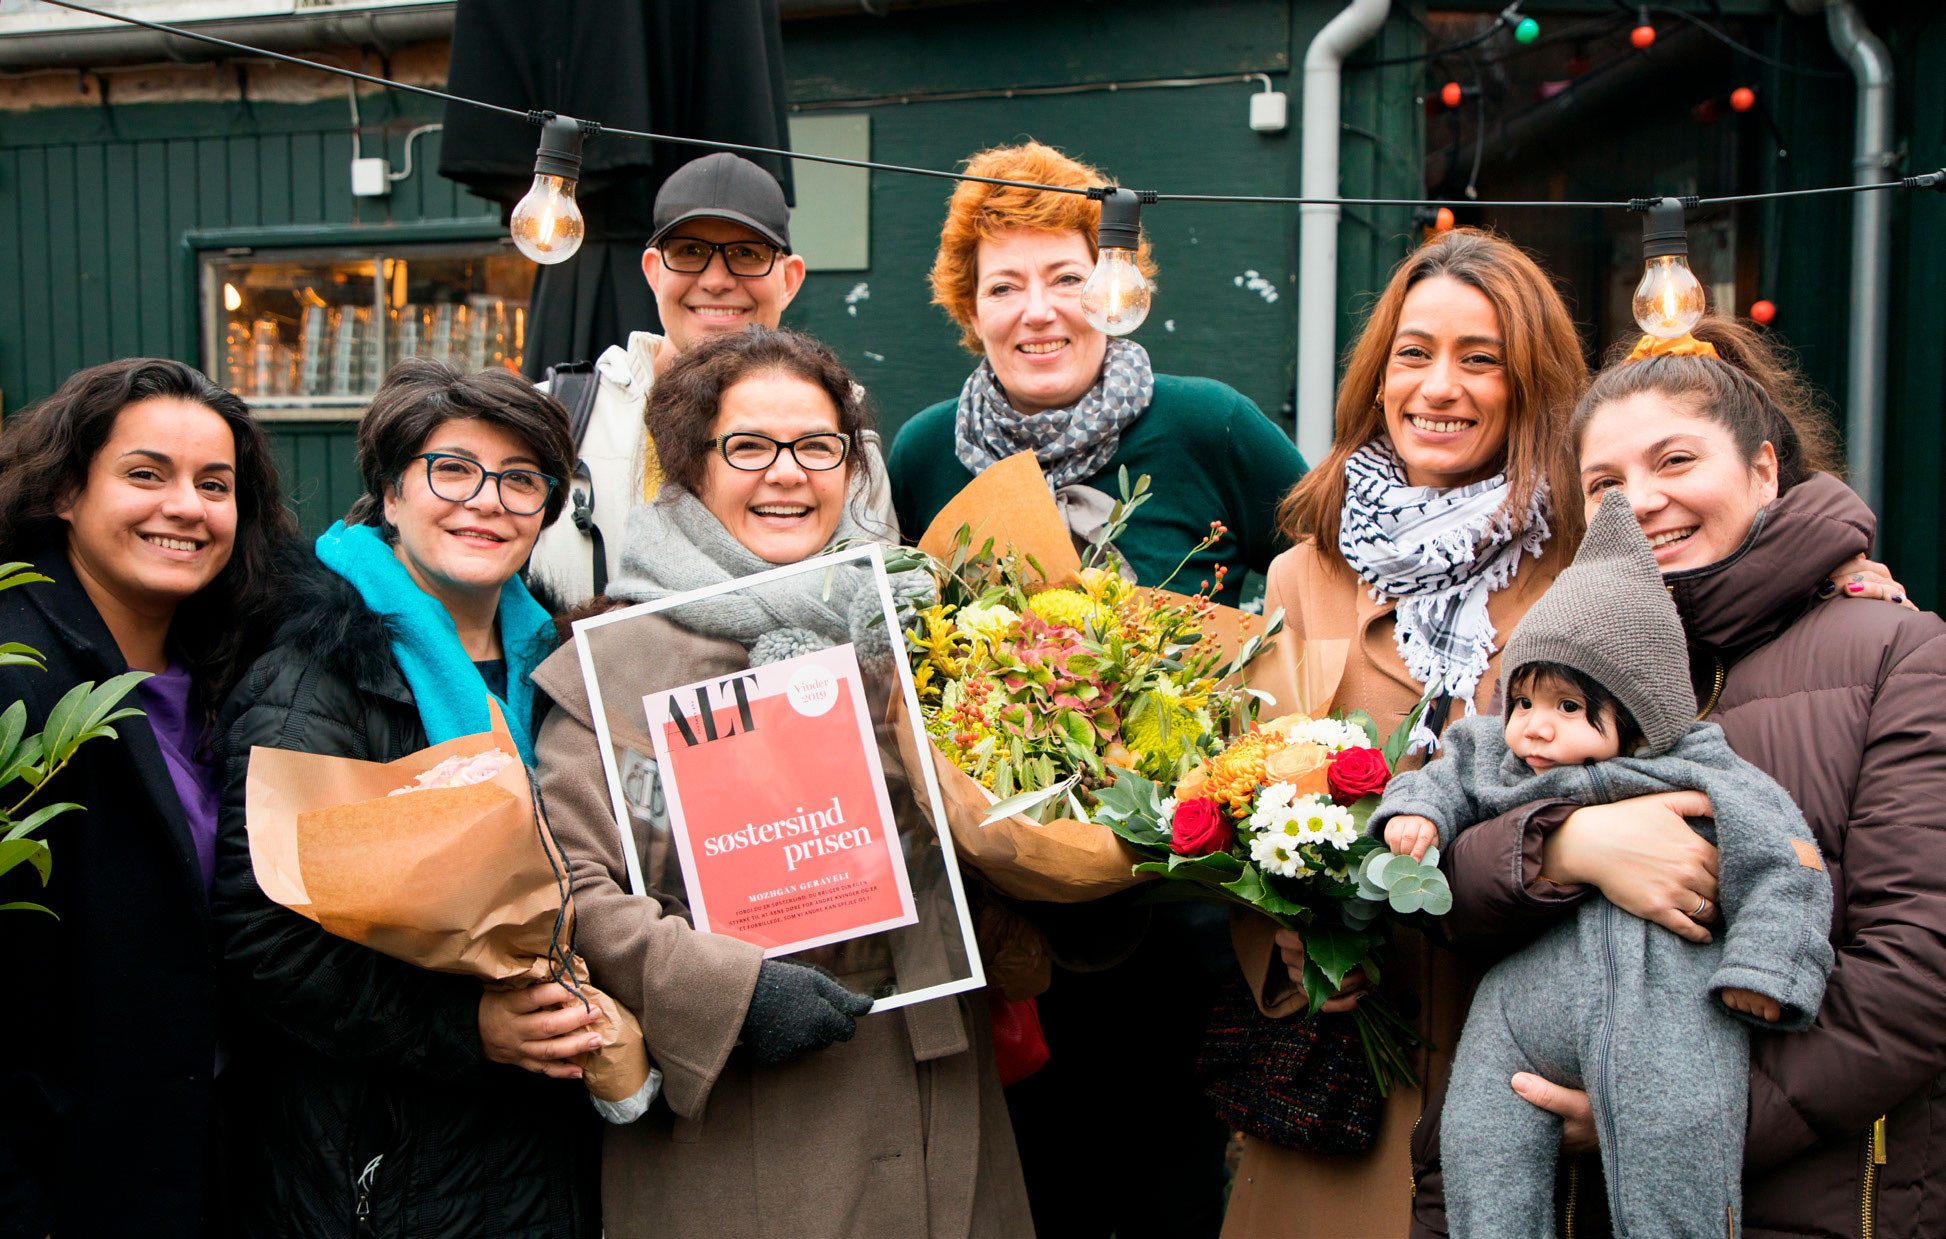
[1514,16,1539,43]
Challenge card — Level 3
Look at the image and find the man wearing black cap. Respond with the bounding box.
[530,152,894,604]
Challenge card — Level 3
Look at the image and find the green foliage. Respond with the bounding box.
[0,565,149,917]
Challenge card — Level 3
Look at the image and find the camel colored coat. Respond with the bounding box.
[530,620,1032,1239]
[1220,537,1557,1239]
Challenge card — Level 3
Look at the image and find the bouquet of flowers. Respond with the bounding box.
[1093,708,1450,1094]
[886,456,1280,903]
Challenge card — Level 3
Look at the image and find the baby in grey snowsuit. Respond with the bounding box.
[1371,490,1834,1239]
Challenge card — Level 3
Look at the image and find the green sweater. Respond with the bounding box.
[888,374,1305,606]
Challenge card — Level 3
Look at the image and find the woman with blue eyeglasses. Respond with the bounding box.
[210,358,602,1237]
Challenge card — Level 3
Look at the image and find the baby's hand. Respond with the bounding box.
[1384,814,1439,861]
[1720,986,1781,1022]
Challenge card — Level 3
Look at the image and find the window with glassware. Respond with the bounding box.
[201,241,535,416]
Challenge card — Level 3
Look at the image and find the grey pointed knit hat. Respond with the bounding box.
[1501,489,1697,755]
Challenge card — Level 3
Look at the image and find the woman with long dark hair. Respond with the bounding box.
[0,357,296,1237]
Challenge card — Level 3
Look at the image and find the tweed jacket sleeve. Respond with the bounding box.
[1744,623,1946,1171]
[211,655,486,1080]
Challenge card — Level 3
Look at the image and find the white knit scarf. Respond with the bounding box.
[1336,438,1550,752]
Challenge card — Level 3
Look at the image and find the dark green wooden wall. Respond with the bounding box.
[0,88,498,532]
[777,0,1422,441]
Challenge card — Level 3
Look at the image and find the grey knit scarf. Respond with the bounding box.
[953,337,1155,489]
[605,489,930,668]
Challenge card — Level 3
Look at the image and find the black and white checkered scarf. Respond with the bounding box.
[953,337,1155,489]
[1337,437,1550,752]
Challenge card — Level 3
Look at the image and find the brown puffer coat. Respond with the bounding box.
[1417,472,1946,1239]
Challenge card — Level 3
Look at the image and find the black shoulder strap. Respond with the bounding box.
[543,360,606,594]
[543,360,601,451]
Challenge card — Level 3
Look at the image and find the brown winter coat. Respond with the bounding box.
[1220,538,1558,1239]
[530,615,1033,1239]
[1427,472,1946,1239]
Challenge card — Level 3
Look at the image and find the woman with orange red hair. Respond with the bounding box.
[890,140,1306,1239]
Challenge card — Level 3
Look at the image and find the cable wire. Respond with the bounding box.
[28,0,1943,215]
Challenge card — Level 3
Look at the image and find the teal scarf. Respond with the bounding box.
[314,521,550,764]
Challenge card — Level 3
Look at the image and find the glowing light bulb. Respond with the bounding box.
[1632,198,1706,338]
[1514,16,1539,43]
[1081,188,1153,336]
[510,115,589,266]
[223,282,242,313]
[511,173,585,265]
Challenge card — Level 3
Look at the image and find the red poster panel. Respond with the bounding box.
[646,643,919,956]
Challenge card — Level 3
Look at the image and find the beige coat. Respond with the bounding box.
[1220,538,1557,1239]
[531,616,1032,1239]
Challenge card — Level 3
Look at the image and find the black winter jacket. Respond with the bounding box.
[0,547,220,1239]
[210,559,597,1239]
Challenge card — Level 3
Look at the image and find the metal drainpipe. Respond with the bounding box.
[1295,0,1391,464]
[1826,1,1895,513]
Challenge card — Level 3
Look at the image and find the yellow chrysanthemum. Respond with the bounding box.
[1122,689,1208,766]
[1027,588,1110,631]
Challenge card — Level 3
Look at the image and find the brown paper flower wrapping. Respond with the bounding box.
[903,450,1267,903]
[243,707,650,1103]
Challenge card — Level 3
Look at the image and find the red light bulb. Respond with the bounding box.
[1434,207,1455,231]
[1730,87,1756,113]
[1441,81,1464,109]
[1631,23,1656,49]
[1750,299,1777,325]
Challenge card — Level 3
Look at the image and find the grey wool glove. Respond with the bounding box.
[739,960,875,1065]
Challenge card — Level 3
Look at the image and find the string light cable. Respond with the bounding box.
[25,0,1946,279]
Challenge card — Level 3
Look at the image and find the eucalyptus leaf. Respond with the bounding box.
[1389,884,1427,915]
[1419,883,1454,917]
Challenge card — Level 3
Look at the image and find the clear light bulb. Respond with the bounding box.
[511,173,585,265]
[1632,253,1706,339]
[1081,246,1152,336]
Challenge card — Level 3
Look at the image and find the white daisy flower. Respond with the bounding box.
[1250,831,1308,878]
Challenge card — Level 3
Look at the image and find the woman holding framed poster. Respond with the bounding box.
[529,328,1029,1239]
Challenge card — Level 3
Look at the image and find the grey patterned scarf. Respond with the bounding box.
[605,489,931,668]
[1336,437,1550,752]
[953,337,1155,489]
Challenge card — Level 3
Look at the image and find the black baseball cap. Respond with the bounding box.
[649,153,792,253]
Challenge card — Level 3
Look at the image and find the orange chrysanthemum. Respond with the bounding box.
[1202,731,1277,817]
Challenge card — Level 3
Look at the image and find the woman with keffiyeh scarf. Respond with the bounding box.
[1222,227,1588,1239]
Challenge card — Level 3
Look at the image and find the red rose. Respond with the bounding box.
[1170,798,1229,857]
[1326,746,1390,805]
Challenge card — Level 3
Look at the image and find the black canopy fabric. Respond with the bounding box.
[438,0,795,380]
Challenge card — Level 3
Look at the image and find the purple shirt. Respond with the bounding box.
[135,665,220,893]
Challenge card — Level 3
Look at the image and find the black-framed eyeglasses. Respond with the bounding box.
[708,432,851,473]
[416,453,559,515]
[655,235,782,277]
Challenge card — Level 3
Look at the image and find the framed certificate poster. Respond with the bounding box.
[571,544,983,1014]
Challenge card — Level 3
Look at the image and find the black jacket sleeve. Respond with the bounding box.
[210,656,485,1080]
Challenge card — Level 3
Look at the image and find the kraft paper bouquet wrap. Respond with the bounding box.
[888,452,1281,904]
[243,704,652,1108]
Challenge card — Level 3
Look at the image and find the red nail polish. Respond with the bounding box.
[1847,583,1865,594]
